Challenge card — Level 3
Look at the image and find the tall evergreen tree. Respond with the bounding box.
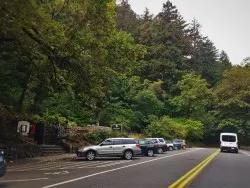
[218,50,232,71]
[187,19,222,86]
[116,0,140,40]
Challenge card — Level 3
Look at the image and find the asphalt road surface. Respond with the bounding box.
[1,148,250,188]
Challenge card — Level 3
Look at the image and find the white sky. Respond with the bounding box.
[128,0,250,65]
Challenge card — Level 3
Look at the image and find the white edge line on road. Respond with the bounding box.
[0,178,48,183]
[41,148,203,188]
[242,151,250,157]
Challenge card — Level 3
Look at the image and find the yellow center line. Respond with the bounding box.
[168,149,220,188]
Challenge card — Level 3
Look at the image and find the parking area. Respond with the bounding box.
[6,148,187,173]
[1,148,203,188]
[0,137,191,188]
[7,159,132,172]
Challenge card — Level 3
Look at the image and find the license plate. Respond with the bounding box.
[231,147,234,149]
[0,156,3,162]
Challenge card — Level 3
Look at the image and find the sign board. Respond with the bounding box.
[17,121,30,136]
[111,124,122,132]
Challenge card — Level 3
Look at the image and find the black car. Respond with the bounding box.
[135,139,158,156]
[0,151,6,177]
[145,139,168,154]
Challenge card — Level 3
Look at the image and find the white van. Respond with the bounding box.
[220,133,238,153]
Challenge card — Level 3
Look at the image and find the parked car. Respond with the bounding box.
[173,139,187,150]
[77,138,142,161]
[145,138,167,154]
[165,140,175,151]
[135,139,158,157]
[0,151,6,177]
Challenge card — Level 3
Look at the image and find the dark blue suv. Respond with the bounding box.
[0,151,6,177]
[173,139,187,150]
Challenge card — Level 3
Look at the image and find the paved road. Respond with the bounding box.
[0,148,250,188]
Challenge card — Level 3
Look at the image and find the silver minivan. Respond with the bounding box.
[77,138,142,160]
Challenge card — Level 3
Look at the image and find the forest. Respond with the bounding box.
[0,0,250,145]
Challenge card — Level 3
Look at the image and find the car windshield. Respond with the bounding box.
[222,135,236,142]
[100,140,113,146]
[159,139,165,142]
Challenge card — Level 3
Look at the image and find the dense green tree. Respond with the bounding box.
[215,67,250,143]
[171,73,213,119]
[175,118,204,141]
[241,57,250,67]
[145,116,187,139]
[116,0,140,40]
[219,51,231,69]
[187,19,225,86]
[1,0,247,147]
[0,0,143,116]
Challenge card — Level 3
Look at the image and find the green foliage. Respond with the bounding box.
[32,112,67,125]
[39,90,95,124]
[1,0,248,146]
[171,73,213,119]
[215,67,250,116]
[84,130,111,145]
[145,116,187,139]
[134,90,163,116]
[215,67,250,144]
[176,118,204,141]
[84,130,128,145]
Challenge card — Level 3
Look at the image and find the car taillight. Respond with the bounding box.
[154,144,158,147]
[136,144,140,148]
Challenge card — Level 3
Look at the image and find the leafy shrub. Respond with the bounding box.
[84,130,128,145]
[145,116,187,139]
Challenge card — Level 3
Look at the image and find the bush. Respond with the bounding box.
[84,130,129,145]
[177,119,204,141]
[145,116,187,139]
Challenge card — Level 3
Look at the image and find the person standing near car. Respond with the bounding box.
[29,122,36,139]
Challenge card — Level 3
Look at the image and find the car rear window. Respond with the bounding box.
[122,139,136,144]
[138,140,146,144]
[222,135,236,142]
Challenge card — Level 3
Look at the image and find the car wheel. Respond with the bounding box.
[147,149,154,157]
[86,151,96,161]
[235,149,238,154]
[124,150,133,160]
[0,165,6,177]
[182,145,186,150]
[169,146,173,151]
[157,148,164,154]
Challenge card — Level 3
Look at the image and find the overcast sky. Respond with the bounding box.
[128,0,250,65]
